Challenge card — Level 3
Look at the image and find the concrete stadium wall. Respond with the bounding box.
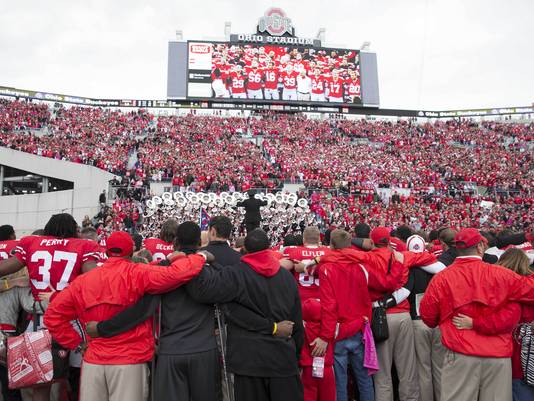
[0,147,115,236]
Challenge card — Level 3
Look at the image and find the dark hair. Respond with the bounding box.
[354,223,371,239]
[44,213,78,239]
[175,221,201,248]
[283,234,297,247]
[132,233,144,251]
[439,228,457,247]
[322,229,332,246]
[294,234,303,246]
[0,225,15,241]
[247,189,256,198]
[209,216,233,239]
[394,225,413,242]
[428,229,439,242]
[32,229,45,235]
[480,231,497,248]
[244,229,270,253]
[160,219,179,243]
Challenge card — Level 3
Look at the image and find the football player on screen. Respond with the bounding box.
[310,68,326,102]
[229,65,247,99]
[326,70,344,103]
[245,60,264,99]
[281,63,298,101]
[263,61,280,100]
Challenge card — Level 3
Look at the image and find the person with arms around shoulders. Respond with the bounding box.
[43,231,207,401]
[420,228,534,401]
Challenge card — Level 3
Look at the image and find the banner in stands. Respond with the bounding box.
[0,85,532,118]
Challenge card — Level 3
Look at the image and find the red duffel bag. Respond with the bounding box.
[7,329,69,389]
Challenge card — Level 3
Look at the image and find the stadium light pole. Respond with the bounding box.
[360,41,371,52]
[224,22,232,41]
[316,28,325,43]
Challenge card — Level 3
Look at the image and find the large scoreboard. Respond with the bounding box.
[167,8,380,108]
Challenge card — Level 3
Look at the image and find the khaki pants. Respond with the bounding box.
[413,319,446,401]
[79,362,149,401]
[441,350,512,401]
[374,312,419,401]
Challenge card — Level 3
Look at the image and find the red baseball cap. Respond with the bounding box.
[370,227,390,245]
[106,231,134,257]
[454,228,487,249]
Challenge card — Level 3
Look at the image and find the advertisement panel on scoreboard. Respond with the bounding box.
[186,41,362,105]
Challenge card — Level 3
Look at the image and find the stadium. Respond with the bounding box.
[0,3,533,401]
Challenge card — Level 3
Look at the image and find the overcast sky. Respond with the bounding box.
[1,0,533,110]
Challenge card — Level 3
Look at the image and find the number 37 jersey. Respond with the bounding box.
[283,245,329,301]
[13,235,103,299]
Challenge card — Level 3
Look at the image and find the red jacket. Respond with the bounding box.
[420,257,534,357]
[44,254,205,365]
[474,284,534,377]
[322,247,405,306]
[319,249,371,342]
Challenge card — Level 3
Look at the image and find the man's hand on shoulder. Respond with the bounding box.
[280,258,294,270]
[167,251,186,262]
[197,250,215,263]
[393,250,404,264]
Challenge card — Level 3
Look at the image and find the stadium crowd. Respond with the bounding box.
[0,99,532,236]
[0,99,533,401]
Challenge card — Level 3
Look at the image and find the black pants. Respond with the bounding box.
[234,374,303,401]
[154,349,221,401]
[68,366,80,401]
[245,221,260,233]
[0,364,22,401]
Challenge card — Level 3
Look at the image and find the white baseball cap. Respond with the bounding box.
[407,235,426,253]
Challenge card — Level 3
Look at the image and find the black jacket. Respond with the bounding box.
[201,240,241,266]
[97,248,217,356]
[187,254,303,378]
[439,247,498,266]
[96,248,278,354]
[237,198,267,223]
[405,268,435,320]
[438,232,527,266]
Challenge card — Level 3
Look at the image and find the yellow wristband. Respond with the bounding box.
[2,279,9,290]
[272,322,277,335]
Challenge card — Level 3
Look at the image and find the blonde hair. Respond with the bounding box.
[303,226,321,245]
[330,229,351,250]
[497,248,532,276]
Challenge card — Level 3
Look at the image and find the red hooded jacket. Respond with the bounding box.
[242,249,282,277]
[44,254,205,365]
[318,249,372,343]
[420,256,534,357]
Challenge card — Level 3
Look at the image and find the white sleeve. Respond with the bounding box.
[419,261,447,274]
[392,287,411,304]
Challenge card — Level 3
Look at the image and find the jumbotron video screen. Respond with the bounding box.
[186,42,362,104]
